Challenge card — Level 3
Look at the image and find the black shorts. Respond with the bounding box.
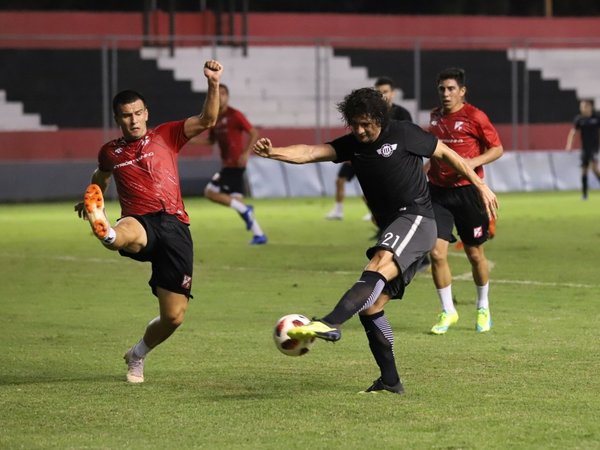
[337,162,355,181]
[206,167,247,196]
[366,213,437,299]
[581,149,599,167]
[118,213,194,298]
[429,183,489,246]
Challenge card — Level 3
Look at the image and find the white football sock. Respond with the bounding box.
[229,198,247,214]
[476,283,489,310]
[437,285,456,313]
[251,220,264,237]
[102,228,116,245]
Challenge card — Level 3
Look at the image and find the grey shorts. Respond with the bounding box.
[366,213,437,299]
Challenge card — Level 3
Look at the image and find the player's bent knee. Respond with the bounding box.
[429,247,446,263]
[160,307,186,328]
[204,187,216,200]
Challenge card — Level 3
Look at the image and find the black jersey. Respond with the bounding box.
[329,121,437,227]
[574,113,600,152]
[391,103,413,122]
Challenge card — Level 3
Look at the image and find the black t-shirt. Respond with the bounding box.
[328,120,437,227]
[574,113,600,152]
[391,103,413,122]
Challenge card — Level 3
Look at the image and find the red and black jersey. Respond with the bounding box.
[428,103,501,188]
[209,106,254,168]
[98,120,190,224]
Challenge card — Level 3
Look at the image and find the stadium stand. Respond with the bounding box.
[0,49,206,129]
[334,48,578,123]
[0,49,103,128]
[0,89,55,131]
[0,46,580,132]
[0,11,598,200]
[141,46,376,128]
[509,48,600,108]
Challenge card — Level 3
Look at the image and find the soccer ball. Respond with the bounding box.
[273,314,315,357]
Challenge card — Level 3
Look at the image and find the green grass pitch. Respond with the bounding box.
[1,191,599,449]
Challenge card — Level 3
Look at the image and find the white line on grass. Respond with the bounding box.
[1,252,596,290]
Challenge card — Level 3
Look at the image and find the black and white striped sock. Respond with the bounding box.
[360,311,399,386]
[322,270,387,326]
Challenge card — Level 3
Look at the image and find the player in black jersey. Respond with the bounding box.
[565,99,600,200]
[375,76,413,123]
[325,77,413,222]
[254,87,498,394]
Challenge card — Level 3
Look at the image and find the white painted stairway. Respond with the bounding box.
[508,48,600,107]
[141,46,418,128]
[0,90,57,131]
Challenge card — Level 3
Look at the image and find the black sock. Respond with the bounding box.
[322,271,387,326]
[360,311,399,386]
[582,174,588,197]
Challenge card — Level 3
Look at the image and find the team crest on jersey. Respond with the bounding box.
[376,143,397,158]
[181,274,192,290]
[473,226,483,238]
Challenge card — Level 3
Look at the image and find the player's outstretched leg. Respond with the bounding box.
[83,184,111,240]
[287,319,341,342]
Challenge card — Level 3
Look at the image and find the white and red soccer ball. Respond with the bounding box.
[273,314,315,357]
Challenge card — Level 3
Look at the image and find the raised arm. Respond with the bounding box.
[184,60,223,139]
[253,138,337,164]
[432,140,498,219]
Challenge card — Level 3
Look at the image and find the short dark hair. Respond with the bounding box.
[375,76,395,90]
[436,67,466,87]
[220,83,229,94]
[337,87,389,127]
[112,90,147,115]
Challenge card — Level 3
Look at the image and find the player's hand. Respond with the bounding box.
[74,201,87,219]
[253,138,273,158]
[203,60,223,82]
[478,183,499,220]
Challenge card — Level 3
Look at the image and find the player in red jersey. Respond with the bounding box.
[193,84,267,244]
[427,67,503,335]
[74,60,223,383]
